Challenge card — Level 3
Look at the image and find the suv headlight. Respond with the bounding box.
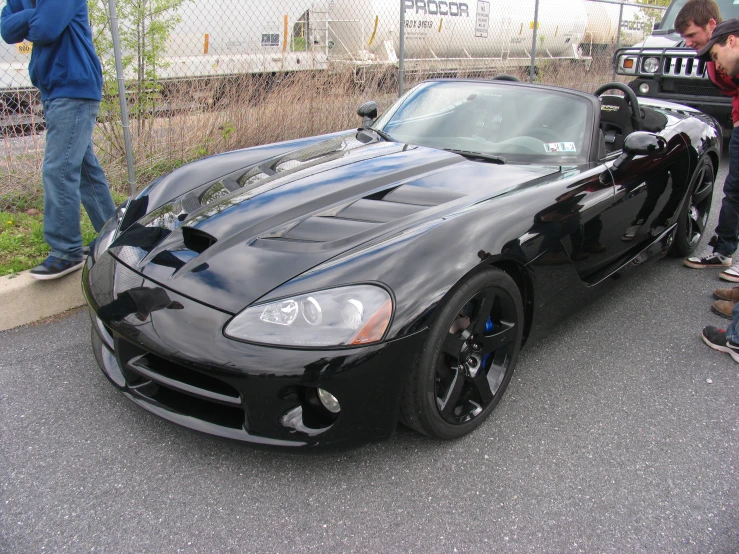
[642,56,660,73]
[224,284,393,347]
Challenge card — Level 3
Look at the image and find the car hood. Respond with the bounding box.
[108,133,560,312]
[633,33,683,48]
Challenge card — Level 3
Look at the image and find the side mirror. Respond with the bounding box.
[653,21,662,30]
[613,132,667,170]
[357,101,378,129]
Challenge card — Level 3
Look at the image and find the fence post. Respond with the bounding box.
[529,0,540,83]
[614,1,624,81]
[108,0,136,196]
[399,0,406,96]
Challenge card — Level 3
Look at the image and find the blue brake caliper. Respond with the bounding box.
[481,316,494,368]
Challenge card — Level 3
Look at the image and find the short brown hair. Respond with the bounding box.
[675,0,723,33]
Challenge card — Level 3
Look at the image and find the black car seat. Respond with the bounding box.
[599,94,638,153]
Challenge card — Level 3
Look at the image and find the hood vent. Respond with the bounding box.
[182,227,217,254]
[265,184,465,245]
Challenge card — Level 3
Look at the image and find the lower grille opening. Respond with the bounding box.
[135,382,245,429]
[115,339,245,429]
[132,352,240,400]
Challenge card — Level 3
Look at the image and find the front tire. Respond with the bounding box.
[401,268,524,440]
[670,156,714,257]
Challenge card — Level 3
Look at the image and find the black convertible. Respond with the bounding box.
[84,78,720,449]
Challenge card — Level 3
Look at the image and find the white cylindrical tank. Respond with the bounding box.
[583,1,648,49]
[318,0,588,61]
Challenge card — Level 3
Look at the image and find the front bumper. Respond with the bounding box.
[84,252,426,449]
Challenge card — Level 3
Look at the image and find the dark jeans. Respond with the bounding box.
[715,126,739,257]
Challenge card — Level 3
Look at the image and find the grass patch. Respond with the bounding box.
[0,192,127,276]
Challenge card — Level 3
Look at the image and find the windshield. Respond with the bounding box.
[373,81,593,164]
[661,0,739,31]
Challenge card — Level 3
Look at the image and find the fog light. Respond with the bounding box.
[317,388,340,413]
[639,82,650,94]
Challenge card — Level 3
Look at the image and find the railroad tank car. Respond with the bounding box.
[582,1,649,52]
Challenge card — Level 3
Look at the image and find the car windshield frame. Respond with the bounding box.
[373,80,595,165]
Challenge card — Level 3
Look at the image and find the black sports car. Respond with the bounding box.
[84,79,721,449]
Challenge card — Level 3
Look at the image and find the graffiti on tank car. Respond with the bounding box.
[404,0,470,17]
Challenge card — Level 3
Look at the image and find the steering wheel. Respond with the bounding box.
[525,127,560,142]
[492,74,520,82]
[593,82,643,129]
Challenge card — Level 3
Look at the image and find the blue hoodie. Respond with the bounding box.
[1,0,102,102]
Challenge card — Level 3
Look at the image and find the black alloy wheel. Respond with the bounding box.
[401,268,524,439]
[670,156,714,257]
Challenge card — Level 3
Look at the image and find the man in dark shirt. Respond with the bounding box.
[695,18,739,361]
[677,0,739,282]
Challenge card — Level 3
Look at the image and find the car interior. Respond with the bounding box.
[597,93,669,158]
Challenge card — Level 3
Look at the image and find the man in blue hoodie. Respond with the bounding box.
[1,0,115,279]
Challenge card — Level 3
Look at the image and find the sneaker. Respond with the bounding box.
[720,259,739,282]
[713,286,739,302]
[684,243,732,269]
[702,325,739,363]
[621,224,642,241]
[711,299,736,319]
[29,256,84,281]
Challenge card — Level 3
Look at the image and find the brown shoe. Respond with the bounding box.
[713,286,739,302]
[711,299,736,319]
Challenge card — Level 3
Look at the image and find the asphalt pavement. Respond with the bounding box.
[1,151,738,553]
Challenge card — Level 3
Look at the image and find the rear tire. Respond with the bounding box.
[400,268,524,440]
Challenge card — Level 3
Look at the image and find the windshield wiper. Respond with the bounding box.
[369,127,395,141]
[443,148,506,164]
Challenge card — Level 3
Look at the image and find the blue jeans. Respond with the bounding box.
[715,126,739,257]
[726,301,739,344]
[42,98,115,262]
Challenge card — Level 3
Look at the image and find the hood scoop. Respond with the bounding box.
[181,227,217,253]
[257,184,464,246]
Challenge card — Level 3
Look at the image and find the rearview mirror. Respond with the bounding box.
[613,132,667,170]
[357,101,378,129]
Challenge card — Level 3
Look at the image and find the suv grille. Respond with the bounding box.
[663,55,707,78]
[674,82,724,97]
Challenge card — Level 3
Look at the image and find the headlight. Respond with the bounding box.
[224,284,393,347]
[94,200,129,258]
[642,56,660,73]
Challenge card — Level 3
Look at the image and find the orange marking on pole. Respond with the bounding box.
[204,33,209,55]
[283,15,288,52]
[368,16,379,46]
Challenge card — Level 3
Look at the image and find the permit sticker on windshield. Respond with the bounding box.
[544,142,577,153]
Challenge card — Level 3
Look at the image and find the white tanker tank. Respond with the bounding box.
[317,0,589,66]
[582,0,649,53]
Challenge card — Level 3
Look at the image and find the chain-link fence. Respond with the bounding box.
[0,0,665,210]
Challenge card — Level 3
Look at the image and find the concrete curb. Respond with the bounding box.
[0,269,85,331]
